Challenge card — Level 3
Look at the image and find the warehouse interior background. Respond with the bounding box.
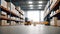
[0,0,60,34]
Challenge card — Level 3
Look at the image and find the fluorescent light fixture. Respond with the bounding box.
[38,1,43,3]
[38,5,42,6]
[29,5,33,7]
[28,1,33,4]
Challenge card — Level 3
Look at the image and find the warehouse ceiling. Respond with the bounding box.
[5,0,48,11]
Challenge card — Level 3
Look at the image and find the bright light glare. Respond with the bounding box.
[29,5,33,7]
[27,11,39,22]
[38,5,42,6]
[38,1,43,3]
[28,1,33,4]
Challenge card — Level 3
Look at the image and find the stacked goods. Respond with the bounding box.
[7,2,15,12]
[11,17,16,20]
[7,2,11,10]
[16,6,21,10]
[21,15,23,18]
[11,21,16,25]
[14,10,20,16]
[1,11,7,17]
[10,3,15,12]
[7,15,10,18]
[7,2,20,16]
[15,6,21,16]
[1,20,9,26]
[16,18,20,20]
[50,17,57,26]
[57,20,60,26]
[56,9,60,13]
[21,10,24,14]
[50,0,59,10]
[1,0,7,8]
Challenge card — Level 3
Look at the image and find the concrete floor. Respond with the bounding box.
[0,25,60,34]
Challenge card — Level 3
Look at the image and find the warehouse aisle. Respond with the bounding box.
[0,25,60,34]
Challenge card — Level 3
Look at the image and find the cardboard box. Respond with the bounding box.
[1,0,7,8]
[1,11,7,18]
[11,17,16,20]
[1,20,6,25]
[15,10,20,16]
[50,17,57,26]
[56,9,60,13]
[7,2,15,12]
[50,0,58,10]
[1,11,7,15]
[1,20,9,25]
[11,21,16,25]
[16,6,21,10]
[7,2,11,10]
[57,20,60,26]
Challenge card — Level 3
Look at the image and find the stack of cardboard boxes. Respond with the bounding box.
[1,11,9,26]
[0,0,25,26]
[50,17,57,26]
[50,17,60,26]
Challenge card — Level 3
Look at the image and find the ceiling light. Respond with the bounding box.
[38,1,43,3]
[28,1,33,4]
[29,5,33,7]
[38,5,42,6]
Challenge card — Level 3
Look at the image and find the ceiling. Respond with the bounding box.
[5,0,49,11]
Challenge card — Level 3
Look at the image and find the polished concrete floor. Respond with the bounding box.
[0,24,60,34]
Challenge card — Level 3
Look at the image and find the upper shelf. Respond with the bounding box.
[0,6,20,18]
[44,0,60,18]
[50,10,60,19]
[50,0,60,11]
[15,8,23,15]
[0,16,10,20]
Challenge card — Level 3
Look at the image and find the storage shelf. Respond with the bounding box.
[44,0,60,19]
[0,6,20,18]
[1,14,6,16]
[20,17,24,20]
[0,16,22,22]
[0,16,10,20]
[15,8,23,15]
[50,0,60,11]
[50,10,60,19]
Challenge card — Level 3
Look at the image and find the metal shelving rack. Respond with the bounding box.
[0,0,24,25]
[44,0,60,25]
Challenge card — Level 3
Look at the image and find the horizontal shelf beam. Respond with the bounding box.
[0,6,21,18]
